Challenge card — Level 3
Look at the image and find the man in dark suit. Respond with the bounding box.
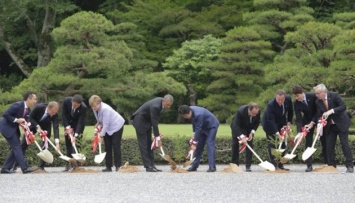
[0,91,38,174]
[178,105,220,172]
[62,94,87,171]
[16,101,60,171]
[291,85,326,172]
[313,84,353,173]
[261,89,293,170]
[231,103,260,172]
[131,94,174,172]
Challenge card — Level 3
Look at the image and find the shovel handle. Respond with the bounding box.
[98,141,102,154]
[34,140,43,152]
[47,138,65,156]
[245,143,264,163]
[160,146,165,156]
[189,150,194,161]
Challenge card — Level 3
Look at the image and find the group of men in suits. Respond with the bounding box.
[0,93,87,173]
[231,84,353,173]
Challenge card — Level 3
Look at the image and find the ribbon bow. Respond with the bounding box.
[91,125,102,152]
[316,117,327,138]
[20,122,36,145]
[237,137,247,153]
[39,130,49,149]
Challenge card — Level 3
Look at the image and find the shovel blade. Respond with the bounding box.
[72,153,86,162]
[37,150,53,163]
[59,155,72,161]
[183,158,195,168]
[276,149,285,153]
[259,161,275,171]
[302,148,316,161]
[283,154,296,160]
[94,152,106,164]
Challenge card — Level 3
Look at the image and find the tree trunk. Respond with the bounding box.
[0,26,31,77]
[188,85,197,106]
[37,3,57,67]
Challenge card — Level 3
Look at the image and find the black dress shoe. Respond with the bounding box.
[1,169,14,174]
[115,167,120,172]
[153,166,162,172]
[23,167,37,174]
[102,168,112,172]
[186,167,197,172]
[305,166,313,172]
[207,168,216,172]
[278,166,290,171]
[346,167,354,173]
[246,168,252,172]
[146,166,158,172]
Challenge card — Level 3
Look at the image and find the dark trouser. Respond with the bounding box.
[231,134,253,168]
[64,133,74,158]
[136,128,155,168]
[304,128,316,167]
[191,127,218,170]
[326,124,353,168]
[103,126,123,169]
[2,133,29,171]
[266,134,286,168]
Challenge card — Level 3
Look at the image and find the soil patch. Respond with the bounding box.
[264,168,290,173]
[118,162,140,173]
[221,163,243,173]
[313,165,339,173]
[69,167,97,173]
[171,167,188,173]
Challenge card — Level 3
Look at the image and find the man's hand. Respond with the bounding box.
[248,133,253,141]
[239,135,248,143]
[15,118,26,123]
[151,136,161,150]
[306,122,314,129]
[322,110,333,119]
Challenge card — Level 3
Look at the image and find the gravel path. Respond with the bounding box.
[1,164,354,203]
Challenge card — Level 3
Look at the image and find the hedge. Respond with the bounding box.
[1,134,355,168]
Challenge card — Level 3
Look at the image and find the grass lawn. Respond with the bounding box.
[82,124,265,139]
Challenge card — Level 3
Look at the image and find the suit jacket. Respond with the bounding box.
[94,102,125,136]
[315,92,350,131]
[62,97,87,135]
[0,101,30,138]
[190,106,219,136]
[293,93,318,132]
[231,105,260,138]
[131,97,163,137]
[262,95,293,135]
[29,103,59,139]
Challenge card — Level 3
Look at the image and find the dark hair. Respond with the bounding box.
[178,105,191,115]
[291,85,304,95]
[248,103,259,111]
[72,94,83,103]
[23,91,35,101]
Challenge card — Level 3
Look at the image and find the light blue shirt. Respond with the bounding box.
[94,102,124,136]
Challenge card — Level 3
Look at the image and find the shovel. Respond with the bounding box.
[302,134,318,161]
[245,143,275,171]
[183,150,196,168]
[283,133,303,160]
[68,133,86,162]
[94,140,106,164]
[47,139,72,162]
[33,140,54,163]
[159,146,171,162]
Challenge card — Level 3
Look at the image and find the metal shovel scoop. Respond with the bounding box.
[94,141,106,164]
[284,133,303,160]
[69,133,86,162]
[34,140,54,163]
[246,143,275,171]
[302,134,318,161]
[183,150,196,168]
[159,146,172,161]
[47,139,72,161]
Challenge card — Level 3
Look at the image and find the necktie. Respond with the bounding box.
[71,107,75,117]
[323,99,328,110]
[250,116,252,124]
[282,104,285,115]
[22,108,28,118]
[40,113,49,122]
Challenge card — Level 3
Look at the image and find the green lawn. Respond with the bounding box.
[82,124,264,139]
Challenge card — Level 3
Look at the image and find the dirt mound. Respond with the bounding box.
[32,168,47,174]
[221,163,243,173]
[118,162,140,173]
[171,167,187,173]
[313,165,338,173]
[69,167,97,173]
[264,168,289,173]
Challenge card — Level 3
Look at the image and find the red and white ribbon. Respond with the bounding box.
[20,122,35,145]
[91,125,102,152]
